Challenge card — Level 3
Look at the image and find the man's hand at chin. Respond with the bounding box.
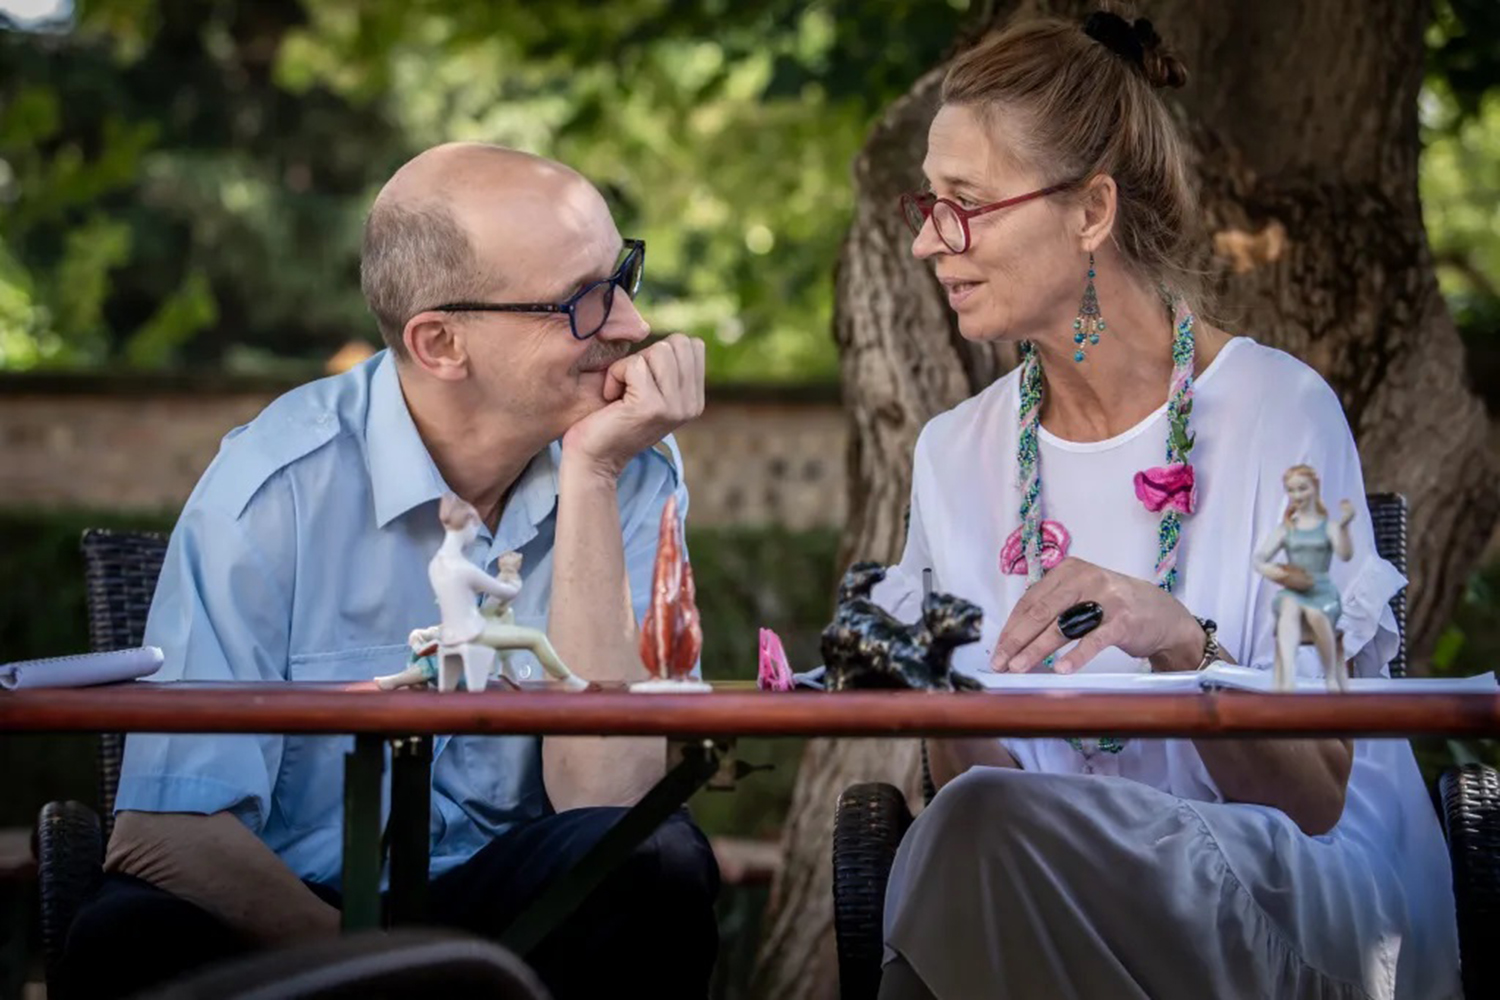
[561,333,705,480]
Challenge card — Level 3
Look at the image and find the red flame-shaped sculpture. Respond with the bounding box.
[639,494,702,679]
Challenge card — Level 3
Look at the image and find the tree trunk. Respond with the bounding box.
[753,1,1500,997]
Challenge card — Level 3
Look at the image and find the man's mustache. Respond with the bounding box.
[578,344,632,370]
[582,331,678,369]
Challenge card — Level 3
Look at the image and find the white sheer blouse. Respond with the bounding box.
[873,338,1459,997]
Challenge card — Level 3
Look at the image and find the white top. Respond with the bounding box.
[875,337,1459,994]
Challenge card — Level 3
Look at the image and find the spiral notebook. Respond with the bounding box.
[0,647,164,691]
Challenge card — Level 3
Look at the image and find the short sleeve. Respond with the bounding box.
[1239,367,1407,680]
[115,477,295,832]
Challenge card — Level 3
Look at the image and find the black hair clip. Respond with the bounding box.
[1083,10,1160,70]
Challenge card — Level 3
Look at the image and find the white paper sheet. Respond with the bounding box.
[0,646,164,691]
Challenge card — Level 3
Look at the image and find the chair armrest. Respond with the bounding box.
[35,800,104,991]
[138,928,551,999]
[833,782,914,1000]
[1440,763,1500,1000]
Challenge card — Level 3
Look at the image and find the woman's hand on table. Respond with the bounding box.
[990,557,1205,674]
[989,560,1353,833]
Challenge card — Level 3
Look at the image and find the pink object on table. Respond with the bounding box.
[758,628,794,692]
[999,519,1071,576]
[1134,462,1197,514]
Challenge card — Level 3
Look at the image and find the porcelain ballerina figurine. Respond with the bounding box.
[1254,464,1356,692]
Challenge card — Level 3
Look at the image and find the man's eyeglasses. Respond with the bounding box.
[899,185,1071,254]
[427,238,645,341]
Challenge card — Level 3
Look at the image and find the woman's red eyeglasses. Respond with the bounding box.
[899,183,1072,253]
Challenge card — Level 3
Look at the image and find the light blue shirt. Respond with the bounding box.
[117,350,688,889]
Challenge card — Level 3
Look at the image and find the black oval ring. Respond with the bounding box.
[1057,601,1104,640]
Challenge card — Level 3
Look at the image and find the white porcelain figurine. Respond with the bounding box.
[480,551,529,684]
[374,629,441,691]
[378,494,586,693]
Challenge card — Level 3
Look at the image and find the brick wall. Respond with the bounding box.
[0,374,848,529]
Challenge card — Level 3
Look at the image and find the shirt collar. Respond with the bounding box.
[365,351,562,539]
[366,352,451,529]
[493,441,561,555]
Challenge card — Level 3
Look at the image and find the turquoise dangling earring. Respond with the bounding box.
[1072,252,1104,363]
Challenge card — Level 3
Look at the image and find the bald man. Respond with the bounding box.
[63,145,719,999]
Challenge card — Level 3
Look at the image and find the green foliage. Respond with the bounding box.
[1423,4,1500,409]
[0,0,406,370]
[0,0,970,378]
[1427,562,1500,682]
[0,242,56,367]
[1411,561,1500,789]
[3,0,1496,383]
[1428,0,1500,124]
[1421,91,1500,300]
[125,267,219,367]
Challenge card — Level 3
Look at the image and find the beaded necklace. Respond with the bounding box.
[1014,301,1198,756]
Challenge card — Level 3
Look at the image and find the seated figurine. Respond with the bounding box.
[429,494,586,693]
[480,551,528,684]
[374,629,441,691]
[1254,464,1356,691]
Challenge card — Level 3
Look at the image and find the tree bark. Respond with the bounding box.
[754,1,1499,997]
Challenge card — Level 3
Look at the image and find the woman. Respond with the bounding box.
[872,10,1460,1000]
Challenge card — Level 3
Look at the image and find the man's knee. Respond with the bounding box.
[526,812,719,997]
[624,812,721,910]
[64,874,245,999]
[69,872,234,949]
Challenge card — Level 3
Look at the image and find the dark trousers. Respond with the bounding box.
[63,809,720,1000]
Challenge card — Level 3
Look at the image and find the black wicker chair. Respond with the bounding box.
[37,531,560,1000]
[35,528,167,995]
[832,493,1500,999]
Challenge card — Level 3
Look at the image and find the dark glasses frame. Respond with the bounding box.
[426,238,645,341]
[899,185,1073,253]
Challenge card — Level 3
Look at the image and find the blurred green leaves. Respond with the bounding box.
[0,0,969,378]
[0,0,402,370]
[1423,2,1500,409]
[1,0,1496,384]
[1428,0,1500,125]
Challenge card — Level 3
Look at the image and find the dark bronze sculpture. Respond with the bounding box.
[821,562,984,692]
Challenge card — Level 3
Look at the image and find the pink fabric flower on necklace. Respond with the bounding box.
[999,520,1071,576]
[1134,462,1197,515]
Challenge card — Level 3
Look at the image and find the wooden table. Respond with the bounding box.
[7,680,1500,948]
[7,680,1500,737]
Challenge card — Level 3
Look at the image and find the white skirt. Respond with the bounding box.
[883,757,1461,1000]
